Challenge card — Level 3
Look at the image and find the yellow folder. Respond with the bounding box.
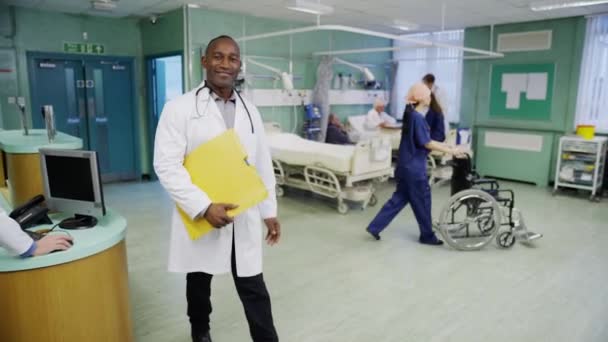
[178,129,268,240]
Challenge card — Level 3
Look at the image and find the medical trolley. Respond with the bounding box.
[553,136,607,201]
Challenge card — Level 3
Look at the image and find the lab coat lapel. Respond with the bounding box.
[197,87,226,131]
[233,95,247,136]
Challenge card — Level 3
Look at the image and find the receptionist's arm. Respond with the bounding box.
[0,208,72,257]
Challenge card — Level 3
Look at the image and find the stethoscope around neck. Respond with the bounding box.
[194,81,254,133]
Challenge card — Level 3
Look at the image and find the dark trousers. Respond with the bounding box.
[368,179,435,239]
[186,234,278,342]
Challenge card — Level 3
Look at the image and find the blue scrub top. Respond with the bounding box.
[395,108,431,181]
[425,109,446,142]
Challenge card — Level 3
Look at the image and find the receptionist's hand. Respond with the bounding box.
[204,203,239,228]
[33,235,73,256]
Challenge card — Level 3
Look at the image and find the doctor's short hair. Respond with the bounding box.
[204,35,240,56]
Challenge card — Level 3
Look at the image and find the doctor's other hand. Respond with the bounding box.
[264,218,281,246]
[204,203,239,228]
[33,235,73,256]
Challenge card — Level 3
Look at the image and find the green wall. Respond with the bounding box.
[140,9,184,57]
[140,9,184,174]
[1,6,393,176]
[186,7,392,132]
[460,17,586,185]
[0,7,149,173]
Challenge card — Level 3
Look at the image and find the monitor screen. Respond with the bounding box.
[45,155,95,202]
[40,149,105,218]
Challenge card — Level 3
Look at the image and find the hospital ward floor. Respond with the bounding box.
[104,180,608,342]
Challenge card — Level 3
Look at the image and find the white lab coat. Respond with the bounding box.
[364,109,397,131]
[0,207,33,256]
[154,83,277,277]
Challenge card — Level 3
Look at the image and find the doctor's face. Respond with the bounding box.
[202,38,241,89]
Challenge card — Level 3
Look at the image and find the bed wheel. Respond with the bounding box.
[276,186,284,198]
[338,202,349,215]
[497,232,516,248]
[369,194,378,207]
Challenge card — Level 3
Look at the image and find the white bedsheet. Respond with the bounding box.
[266,133,354,173]
[347,115,401,150]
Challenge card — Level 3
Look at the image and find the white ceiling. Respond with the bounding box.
[6,0,608,33]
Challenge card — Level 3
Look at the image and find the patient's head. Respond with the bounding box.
[373,98,385,113]
[329,114,341,126]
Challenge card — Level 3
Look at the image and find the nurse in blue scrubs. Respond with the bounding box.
[366,82,463,245]
[425,93,446,142]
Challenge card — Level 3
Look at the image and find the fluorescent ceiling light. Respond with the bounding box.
[393,20,419,31]
[91,0,117,11]
[187,4,202,9]
[286,0,334,15]
[530,0,608,11]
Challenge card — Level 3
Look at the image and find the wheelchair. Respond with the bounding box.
[434,155,543,250]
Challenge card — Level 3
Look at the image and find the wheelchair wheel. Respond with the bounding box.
[437,189,502,251]
[477,215,495,234]
[497,231,516,248]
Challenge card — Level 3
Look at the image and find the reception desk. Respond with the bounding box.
[0,129,82,207]
[0,195,133,341]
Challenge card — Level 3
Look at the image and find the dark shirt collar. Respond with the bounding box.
[210,89,236,103]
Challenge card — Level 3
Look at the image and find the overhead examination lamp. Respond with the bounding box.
[246,58,294,91]
[334,57,380,89]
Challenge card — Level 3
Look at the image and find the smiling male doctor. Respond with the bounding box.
[154,35,280,342]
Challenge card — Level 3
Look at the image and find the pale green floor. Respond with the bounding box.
[104,180,608,342]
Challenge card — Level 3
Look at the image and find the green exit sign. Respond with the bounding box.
[63,42,105,54]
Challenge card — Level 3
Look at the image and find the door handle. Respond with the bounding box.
[78,98,86,120]
[67,117,80,124]
[96,117,108,124]
[87,97,96,118]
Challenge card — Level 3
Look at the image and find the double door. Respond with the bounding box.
[28,53,137,182]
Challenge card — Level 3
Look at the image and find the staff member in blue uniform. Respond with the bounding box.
[425,93,446,142]
[366,82,463,245]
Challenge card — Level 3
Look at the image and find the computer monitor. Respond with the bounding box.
[39,148,106,228]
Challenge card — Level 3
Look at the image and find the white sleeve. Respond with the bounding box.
[382,112,397,125]
[0,207,34,256]
[253,107,278,219]
[153,101,212,220]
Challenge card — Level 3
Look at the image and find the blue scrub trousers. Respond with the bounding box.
[368,178,435,240]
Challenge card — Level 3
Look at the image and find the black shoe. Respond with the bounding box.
[192,331,212,342]
[366,227,381,241]
[419,236,444,246]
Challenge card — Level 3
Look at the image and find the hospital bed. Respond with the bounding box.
[346,115,401,150]
[346,114,471,186]
[264,123,393,214]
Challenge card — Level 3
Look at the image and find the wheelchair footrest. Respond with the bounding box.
[518,231,543,242]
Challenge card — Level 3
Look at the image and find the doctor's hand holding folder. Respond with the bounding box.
[178,129,280,245]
